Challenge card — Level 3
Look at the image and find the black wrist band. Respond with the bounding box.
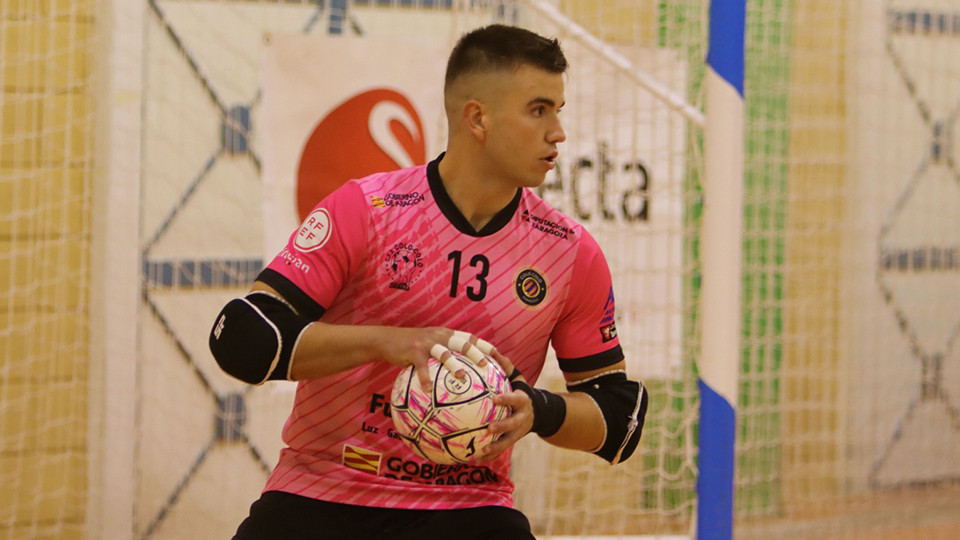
[511,379,566,437]
[507,367,522,382]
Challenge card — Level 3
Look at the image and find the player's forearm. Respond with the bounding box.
[540,391,606,452]
[506,359,646,464]
[288,321,393,380]
[245,281,402,380]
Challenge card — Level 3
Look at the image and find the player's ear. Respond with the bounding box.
[463,100,487,140]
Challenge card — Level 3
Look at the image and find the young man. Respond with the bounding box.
[210,24,648,539]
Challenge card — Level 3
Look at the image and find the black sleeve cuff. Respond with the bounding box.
[557,345,624,373]
[256,268,327,321]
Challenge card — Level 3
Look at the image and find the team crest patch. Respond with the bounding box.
[342,444,382,475]
[384,242,424,291]
[515,268,548,307]
[294,208,332,253]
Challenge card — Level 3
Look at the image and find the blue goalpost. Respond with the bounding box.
[698,1,746,539]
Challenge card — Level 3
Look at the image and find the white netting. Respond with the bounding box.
[133,1,701,537]
[737,1,960,538]
[0,2,97,539]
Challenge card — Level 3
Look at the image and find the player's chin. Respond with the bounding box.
[518,177,547,191]
[517,166,550,188]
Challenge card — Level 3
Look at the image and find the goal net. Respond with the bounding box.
[0,2,96,540]
[3,1,960,539]
[129,0,704,537]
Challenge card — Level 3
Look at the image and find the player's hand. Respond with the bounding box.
[473,349,535,462]
[382,328,490,392]
[438,330,491,371]
[379,326,449,392]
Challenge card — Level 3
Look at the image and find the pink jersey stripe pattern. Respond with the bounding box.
[262,160,620,510]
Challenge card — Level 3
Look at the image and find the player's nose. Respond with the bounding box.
[547,121,566,144]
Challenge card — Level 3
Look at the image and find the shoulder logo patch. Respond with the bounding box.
[599,287,618,342]
[294,208,332,253]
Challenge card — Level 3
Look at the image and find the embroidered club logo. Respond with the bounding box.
[515,268,548,307]
[384,242,424,291]
[294,208,332,253]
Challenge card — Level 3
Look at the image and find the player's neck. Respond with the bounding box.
[437,153,518,232]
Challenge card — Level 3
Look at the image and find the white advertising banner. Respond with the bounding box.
[261,35,448,250]
[261,34,686,379]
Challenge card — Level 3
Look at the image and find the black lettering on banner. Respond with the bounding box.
[622,161,650,222]
[597,142,615,221]
[537,140,652,223]
[571,157,593,221]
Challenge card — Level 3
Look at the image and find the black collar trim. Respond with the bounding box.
[427,154,522,237]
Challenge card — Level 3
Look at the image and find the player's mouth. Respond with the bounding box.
[540,152,558,170]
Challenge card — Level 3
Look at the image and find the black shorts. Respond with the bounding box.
[232,490,537,540]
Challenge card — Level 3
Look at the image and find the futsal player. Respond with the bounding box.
[210,24,648,539]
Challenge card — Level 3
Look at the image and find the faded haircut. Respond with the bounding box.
[444,24,568,91]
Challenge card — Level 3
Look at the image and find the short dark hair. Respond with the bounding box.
[444,24,567,90]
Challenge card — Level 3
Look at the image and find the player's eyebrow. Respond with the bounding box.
[527,97,565,109]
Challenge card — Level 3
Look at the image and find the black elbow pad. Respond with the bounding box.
[568,371,648,464]
[209,292,311,384]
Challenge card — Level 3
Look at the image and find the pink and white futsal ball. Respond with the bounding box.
[390,351,510,464]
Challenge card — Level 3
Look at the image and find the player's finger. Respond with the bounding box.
[452,330,497,357]
[485,393,531,436]
[476,433,517,462]
[475,395,532,461]
[486,349,517,381]
[430,343,466,379]
[473,337,496,356]
[411,355,433,393]
[449,331,489,366]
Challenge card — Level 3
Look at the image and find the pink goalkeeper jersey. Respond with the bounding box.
[259,155,623,510]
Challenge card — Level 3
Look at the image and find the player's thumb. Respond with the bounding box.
[489,349,516,377]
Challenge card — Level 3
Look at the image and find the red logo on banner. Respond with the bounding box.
[296,88,426,221]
